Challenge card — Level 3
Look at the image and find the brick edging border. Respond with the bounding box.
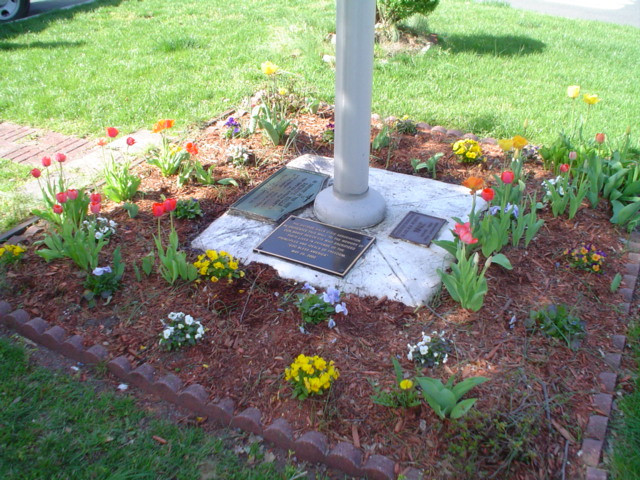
[582,231,640,480]
[0,300,421,480]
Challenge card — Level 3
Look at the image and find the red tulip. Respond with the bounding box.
[126,137,136,146]
[90,201,101,214]
[41,156,52,167]
[568,151,577,161]
[31,168,41,178]
[67,189,79,200]
[560,164,570,173]
[163,198,177,212]
[501,171,515,184]
[185,142,198,155]
[53,204,63,214]
[56,191,68,204]
[595,133,605,144]
[453,222,478,244]
[106,127,119,138]
[152,202,165,217]
[55,152,67,163]
[480,188,495,202]
[90,193,101,203]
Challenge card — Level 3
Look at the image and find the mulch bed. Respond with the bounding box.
[0,107,631,479]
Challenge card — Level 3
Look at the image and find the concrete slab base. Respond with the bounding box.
[192,154,482,307]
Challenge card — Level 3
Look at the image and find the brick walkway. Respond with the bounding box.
[0,121,96,166]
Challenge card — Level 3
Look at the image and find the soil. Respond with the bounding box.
[1,106,634,479]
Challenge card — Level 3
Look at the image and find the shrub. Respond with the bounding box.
[377,0,440,35]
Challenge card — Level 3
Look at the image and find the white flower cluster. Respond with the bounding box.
[543,176,565,198]
[159,312,205,350]
[407,330,450,367]
[84,217,117,240]
[226,144,250,167]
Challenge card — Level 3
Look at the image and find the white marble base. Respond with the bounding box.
[191,154,482,307]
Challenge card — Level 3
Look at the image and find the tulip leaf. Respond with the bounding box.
[450,398,478,419]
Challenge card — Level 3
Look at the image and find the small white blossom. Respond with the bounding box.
[185,315,194,325]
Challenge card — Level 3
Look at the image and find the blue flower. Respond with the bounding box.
[224,117,240,128]
[489,206,501,216]
[322,287,341,305]
[327,318,336,329]
[302,282,317,294]
[92,266,112,276]
[505,203,519,218]
[334,302,348,316]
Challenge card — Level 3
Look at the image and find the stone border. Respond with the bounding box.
[0,299,422,480]
[581,231,639,480]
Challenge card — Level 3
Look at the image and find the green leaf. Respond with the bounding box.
[610,273,622,293]
[451,376,488,400]
[611,200,640,226]
[489,253,513,270]
[450,398,478,419]
[217,177,239,187]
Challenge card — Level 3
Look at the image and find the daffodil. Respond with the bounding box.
[512,135,528,150]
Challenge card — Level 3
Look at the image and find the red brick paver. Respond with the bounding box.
[0,121,95,166]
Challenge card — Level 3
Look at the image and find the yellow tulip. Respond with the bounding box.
[498,139,513,152]
[261,61,279,76]
[583,93,600,105]
[567,85,580,99]
[512,135,528,150]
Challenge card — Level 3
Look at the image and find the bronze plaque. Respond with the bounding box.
[230,167,328,223]
[390,211,446,247]
[254,216,375,277]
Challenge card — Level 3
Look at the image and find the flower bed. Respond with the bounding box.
[1,92,637,478]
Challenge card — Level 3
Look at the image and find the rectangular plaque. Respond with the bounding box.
[254,216,375,277]
[230,167,328,223]
[390,211,446,247]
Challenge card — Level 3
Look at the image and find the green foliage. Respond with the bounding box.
[253,104,295,146]
[611,273,622,292]
[394,117,418,135]
[147,136,189,177]
[37,222,106,272]
[175,198,203,220]
[437,243,512,312]
[103,159,141,203]
[415,374,488,420]
[377,0,440,32]
[372,125,391,151]
[83,247,125,305]
[411,153,442,178]
[153,227,198,285]
[123,202,139,218]
[369,357,421,409]
[528,304,585,349]
[179,159,238,188]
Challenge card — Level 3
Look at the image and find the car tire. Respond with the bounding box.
[0,0,30,23]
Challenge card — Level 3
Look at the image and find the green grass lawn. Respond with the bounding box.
[0,336,316,480]
[0,0,638,144]
[611,320,640,479]
[0,159,37,233]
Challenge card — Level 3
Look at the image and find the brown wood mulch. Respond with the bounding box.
[0,108,632,479]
